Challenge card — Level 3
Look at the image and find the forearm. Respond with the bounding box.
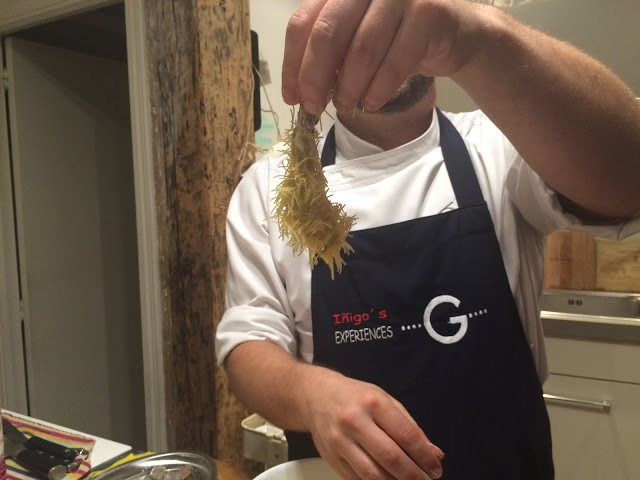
[452,5,640,218]
[225,340,445,479]
[224,340,334,431]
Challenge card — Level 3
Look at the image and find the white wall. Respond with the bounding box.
[250,0,335,149]
[251,0,640,128]
[438,0,640,111]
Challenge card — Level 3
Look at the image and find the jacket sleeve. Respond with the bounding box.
[215,159,298,367]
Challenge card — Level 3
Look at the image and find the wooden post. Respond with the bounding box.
[144,0,259,474]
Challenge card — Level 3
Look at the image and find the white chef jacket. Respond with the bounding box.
[216,108,640,382]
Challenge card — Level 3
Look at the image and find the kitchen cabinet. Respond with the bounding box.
[544,375,640,479]
[0,4,145,447]
[543,333,640,479]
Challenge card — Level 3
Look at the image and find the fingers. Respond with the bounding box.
[360,0,458,111]
[361,11,428,111]
[352,424,436,480]
[332,0,405,112]
[323,445,395,480]
[337,392,443,479]
[371,398,444,479]
[283,0,474,114]
[320,421,432,480]
[306,373,445,480]
[282,0,328,105]
[283,0,373,114]
[282,0,327,105]
[283,0,417,114]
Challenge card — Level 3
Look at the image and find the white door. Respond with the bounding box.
[1,36,145,446]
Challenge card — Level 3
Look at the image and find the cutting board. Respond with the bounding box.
[544,231,596,290]
[596,238,640,293]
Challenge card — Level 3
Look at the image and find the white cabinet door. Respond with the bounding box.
[3,36,144,446]
[544,374,640,480]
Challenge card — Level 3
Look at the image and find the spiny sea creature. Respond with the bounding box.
[272,107,356,279]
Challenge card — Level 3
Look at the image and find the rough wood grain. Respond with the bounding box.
[144,0,260,475]
[596,238,640,293]
[544,231,596,290]
[215,459,251,480]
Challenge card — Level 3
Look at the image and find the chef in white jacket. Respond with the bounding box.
[216,1,640,479]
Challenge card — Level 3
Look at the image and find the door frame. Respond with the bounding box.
[0,38,29,414]
[0,0,167,451]
[123,0,167,452]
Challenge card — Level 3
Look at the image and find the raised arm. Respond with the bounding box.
[449,6,640,220]
[282,0,640,218]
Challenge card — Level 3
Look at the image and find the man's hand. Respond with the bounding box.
[299,368,444,480]
[281,0,640,219]
[282,0,482,115]
[225,341,444,479]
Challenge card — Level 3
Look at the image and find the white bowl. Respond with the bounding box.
[254,458,340,480]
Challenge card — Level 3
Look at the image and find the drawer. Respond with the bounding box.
[543,374,640,480]
[544,335,640,384]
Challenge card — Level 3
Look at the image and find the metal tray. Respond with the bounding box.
[91,452,218,480]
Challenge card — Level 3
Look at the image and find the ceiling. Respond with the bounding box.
[13,2,127,62]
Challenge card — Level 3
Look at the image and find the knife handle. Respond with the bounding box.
[15,449,68,480]
[25,437,77,462]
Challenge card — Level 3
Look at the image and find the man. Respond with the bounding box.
[216,1,640,479]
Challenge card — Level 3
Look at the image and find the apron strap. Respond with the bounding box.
[319,108,485,208]
[320,126,337,169]
[435,108,484,208]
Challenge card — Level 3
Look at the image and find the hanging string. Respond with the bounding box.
[253,64,282,142]
[232,68,262,184]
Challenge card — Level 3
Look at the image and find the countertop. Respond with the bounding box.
[1,410,249,480]
[2,409,132,468]
[541,289,640,343]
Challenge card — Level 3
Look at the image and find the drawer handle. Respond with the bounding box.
[543,393,612,413]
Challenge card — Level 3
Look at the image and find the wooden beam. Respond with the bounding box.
[144,0,259,473]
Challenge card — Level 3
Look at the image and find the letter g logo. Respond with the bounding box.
[423,295,468,344]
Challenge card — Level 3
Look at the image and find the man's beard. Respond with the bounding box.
[358,75,434,114]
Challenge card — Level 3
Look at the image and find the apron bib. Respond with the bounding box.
[286,110,554,479]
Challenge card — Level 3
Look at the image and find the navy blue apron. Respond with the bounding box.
[286,110,554,479]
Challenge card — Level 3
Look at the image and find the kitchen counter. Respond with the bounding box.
[1,410,249,480]
[2,409,132,469]
[541,289,640,343]
[214,461,250,480]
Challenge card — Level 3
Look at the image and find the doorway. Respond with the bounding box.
[0,3,146,448]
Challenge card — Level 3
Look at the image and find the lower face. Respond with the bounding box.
[359,75,435,114]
